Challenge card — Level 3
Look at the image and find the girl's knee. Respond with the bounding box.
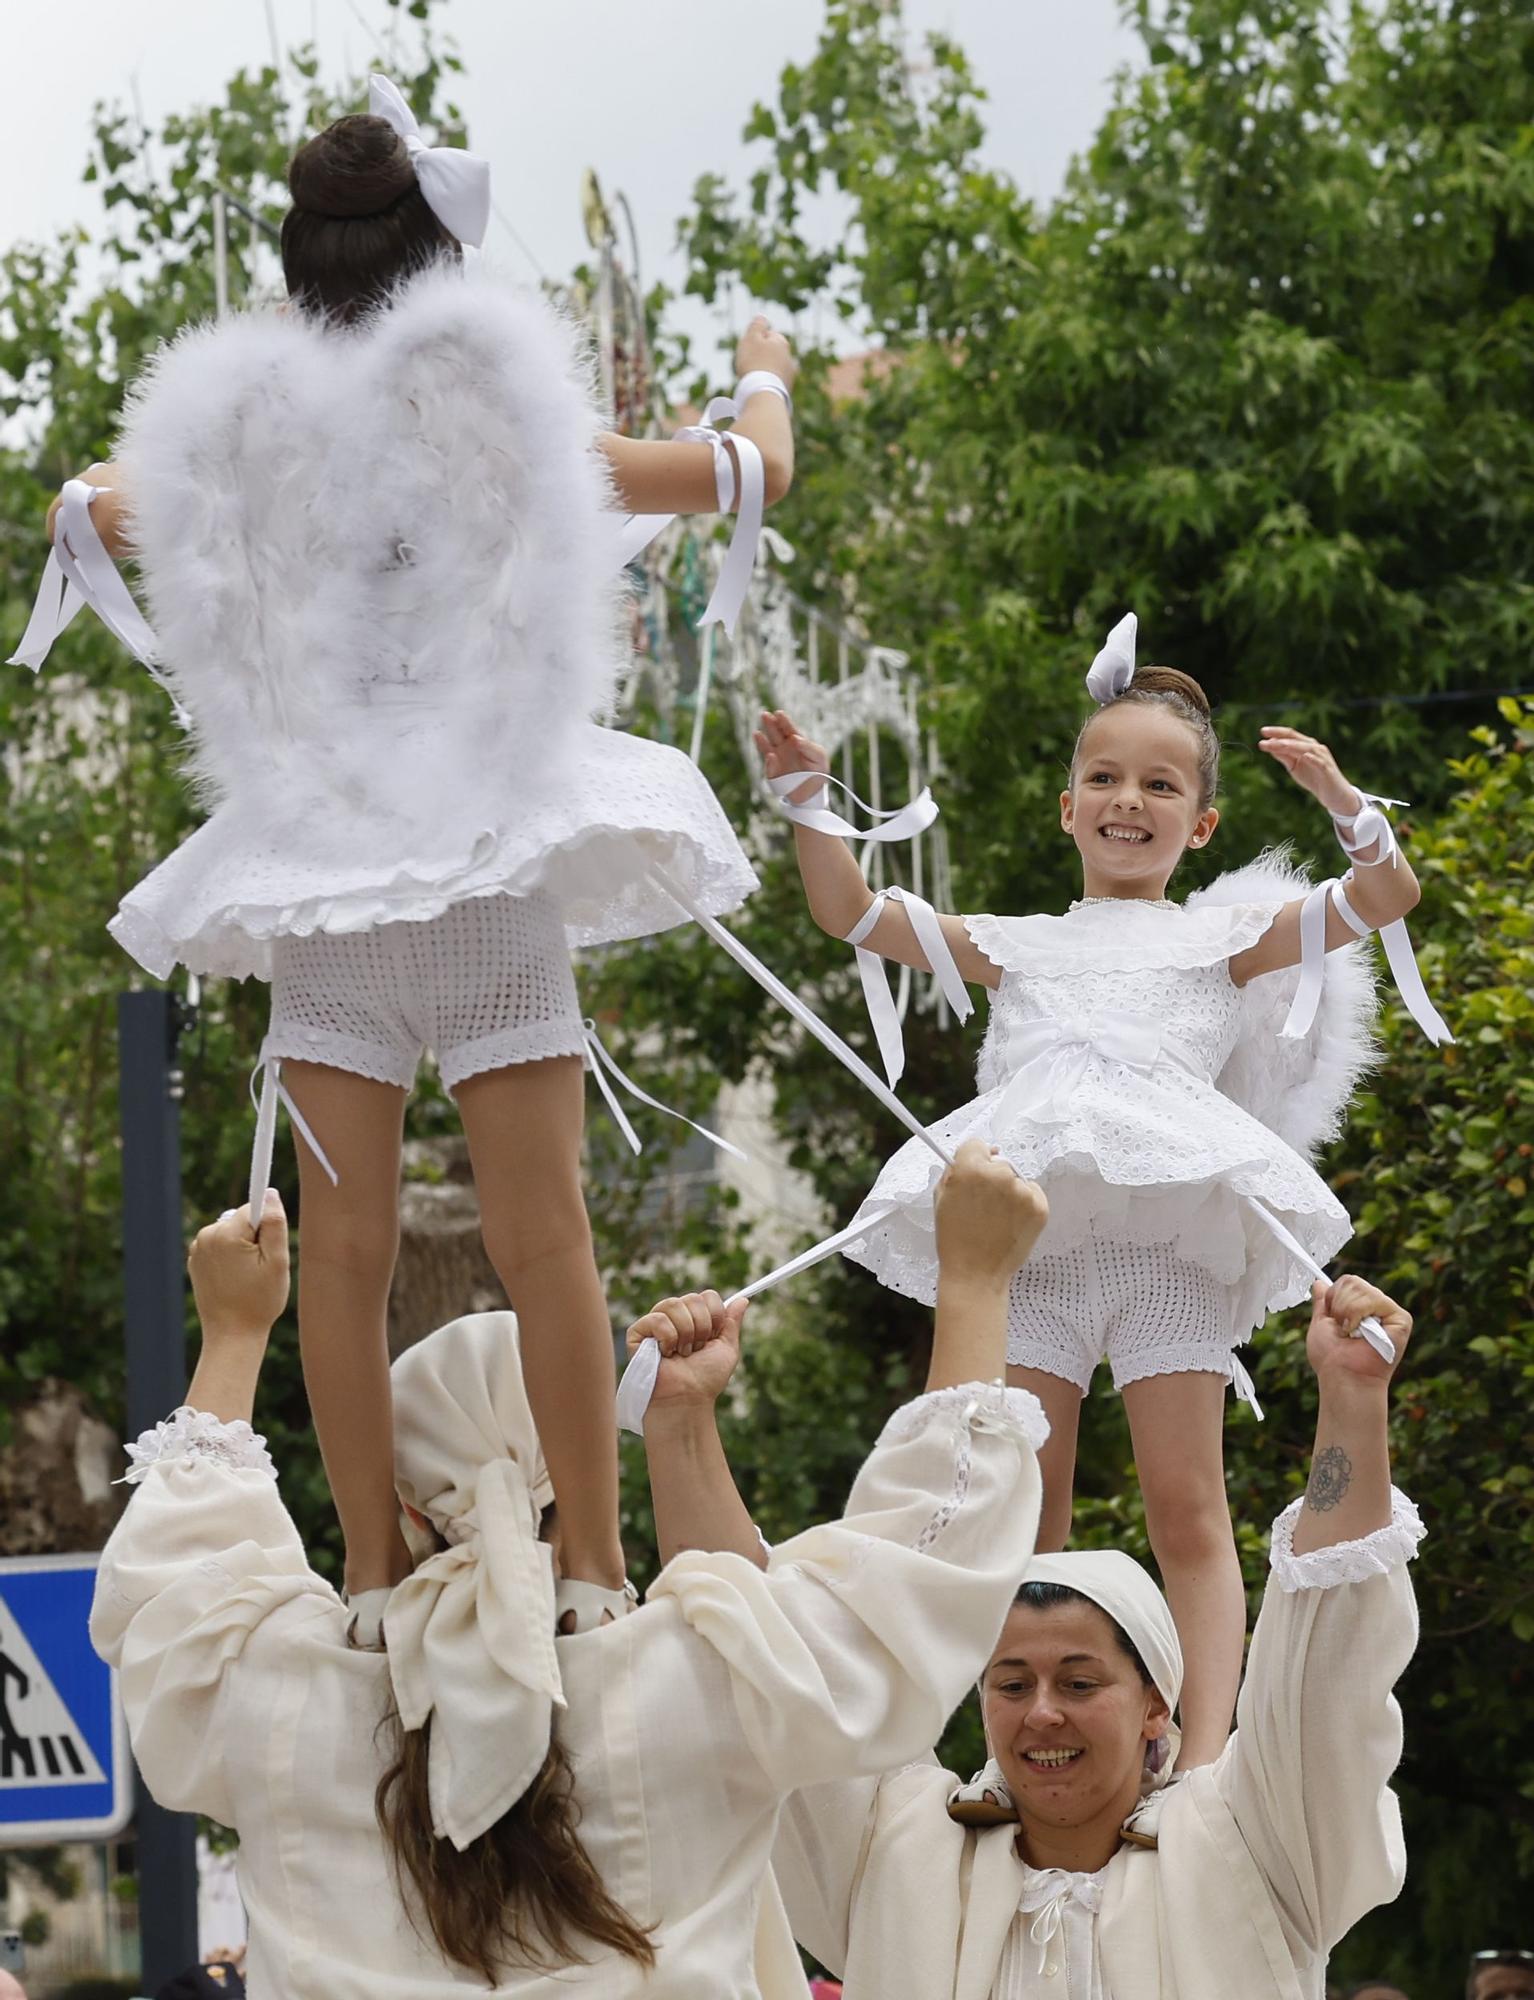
[481,1179,593,1282]
[300,1208,400,1279]
[1143,1484,1237,1570]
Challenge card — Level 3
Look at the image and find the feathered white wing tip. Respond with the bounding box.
[1186,844,1380,1160]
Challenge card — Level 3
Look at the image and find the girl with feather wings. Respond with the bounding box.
[758,614,1448,1772]
[24,87,795,1646]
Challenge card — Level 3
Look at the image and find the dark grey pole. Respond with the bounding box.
[117,989,200,1991]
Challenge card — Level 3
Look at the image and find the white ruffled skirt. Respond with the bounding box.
[846,1061,1353,1341]
[109,724,758,983]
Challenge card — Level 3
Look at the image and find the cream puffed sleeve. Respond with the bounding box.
[648,1382,1046,1799]
[89,1408,335,1827]
[1218,1488,1426,1954]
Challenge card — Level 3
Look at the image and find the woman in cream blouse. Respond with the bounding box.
[642,1269,1422,1999]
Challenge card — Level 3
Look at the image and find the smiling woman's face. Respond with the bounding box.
[982,1598,1169,1838]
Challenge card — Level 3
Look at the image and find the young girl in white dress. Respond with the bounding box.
[757,616,1440,1764]
[35,91,795,1642]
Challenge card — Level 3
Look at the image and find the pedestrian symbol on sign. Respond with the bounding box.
[0,1553,129,1843]
[0,1614,106,1787]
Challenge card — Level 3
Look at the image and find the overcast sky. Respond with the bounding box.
[6,1,1143,360]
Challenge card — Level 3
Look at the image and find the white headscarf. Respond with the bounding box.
[1023,1548,1183,1775]
[387,1312,563,1850]
[951,1546,1184,1825]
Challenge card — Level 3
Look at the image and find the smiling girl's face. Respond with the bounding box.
[982,1598,1170,1842]
[1062,701,1219,900]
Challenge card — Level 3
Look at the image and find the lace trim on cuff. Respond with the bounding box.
[879,1382,1051,1457]
[1269,1487,1424,1593]
[121,1405,277,1486]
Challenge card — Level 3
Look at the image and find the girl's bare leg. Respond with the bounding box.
[1006,1366,1084,1551]
[1121,1370,1244,1768]
[278,1061,412,1597]
[455,1056,625,1592]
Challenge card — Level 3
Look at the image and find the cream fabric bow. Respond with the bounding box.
[369,74,491,248]
[388,1313,562,1850]
[1085,611,1137,704]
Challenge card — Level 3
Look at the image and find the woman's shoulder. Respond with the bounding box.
[966,896,1283,979]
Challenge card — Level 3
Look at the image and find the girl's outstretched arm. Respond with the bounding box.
[756,707,1001,990]
[1229,727,1421,985]
[598,316,795,512]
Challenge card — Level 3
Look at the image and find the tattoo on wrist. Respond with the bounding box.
[1306,1443,1352,1512]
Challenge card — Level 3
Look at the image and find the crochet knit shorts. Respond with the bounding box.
[264,891,585,1092]
[1007,1235,1239,1394]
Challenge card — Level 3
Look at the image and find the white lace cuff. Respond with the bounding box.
[1268,1487,1424,1593]
[879,1382,1051,1456]
[121,1406,277,1486]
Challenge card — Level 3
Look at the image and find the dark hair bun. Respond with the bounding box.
[1129,663,1211,719]
[288,114,414,221]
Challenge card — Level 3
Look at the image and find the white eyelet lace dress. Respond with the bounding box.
[844,899,1353,1372]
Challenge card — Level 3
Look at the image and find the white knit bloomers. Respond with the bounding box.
[263,891,585,1092]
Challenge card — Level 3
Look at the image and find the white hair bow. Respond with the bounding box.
[369,74,490,249]
[1085,611,1137,704]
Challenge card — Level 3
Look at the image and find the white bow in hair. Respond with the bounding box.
[1085,611,1137,704]
[369,74,491,248]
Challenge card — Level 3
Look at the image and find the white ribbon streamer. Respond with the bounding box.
[583,1019,746,1163]
[368,75,491,248]
[846,887,973,1087]
[1281,872,1453,1048]
[616,1200,902,1434]
[1085,611,1137,704]
[768,767,940,845]
[614,1332,663,1437]
[247,1056,339,1223]
[1244,1198,1397,1364]
[9,482,189,723]
[618,861,960,1440]
[647,863,953,1170]
[614,386,780,635]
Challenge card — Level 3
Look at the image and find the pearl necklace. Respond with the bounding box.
[1068,896,1178,912]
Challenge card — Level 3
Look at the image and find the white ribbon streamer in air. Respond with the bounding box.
[1244,1197,1397,1365]
[1085,611,1137,704]
[614,862,957,1433]
[368,75,491,248]
[247,1056,339,1225]
[769,768,963,1086]
[582,1019,746,1163]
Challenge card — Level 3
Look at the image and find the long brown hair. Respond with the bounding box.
[1073,663,1221,808]
[375,1704,656,1984]
[281,112,461,323]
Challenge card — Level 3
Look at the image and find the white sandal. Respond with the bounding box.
[555,1578,638,1635]
[343,1585,394,1653]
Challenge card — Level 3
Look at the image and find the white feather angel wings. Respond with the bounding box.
[113,263,626,856]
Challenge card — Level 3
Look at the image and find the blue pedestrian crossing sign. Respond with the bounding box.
[0,1553,131,1843]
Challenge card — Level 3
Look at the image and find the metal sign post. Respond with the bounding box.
[116,988,200,1990]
